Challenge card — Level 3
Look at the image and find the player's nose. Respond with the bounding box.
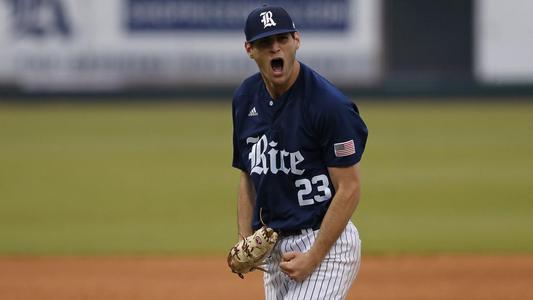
[269,40,281,53]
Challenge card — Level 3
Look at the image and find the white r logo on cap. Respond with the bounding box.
[260,11,277,28]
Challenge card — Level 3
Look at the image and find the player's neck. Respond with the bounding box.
[264,61,300,100]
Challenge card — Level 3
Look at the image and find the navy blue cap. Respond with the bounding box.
[244,5,297,43]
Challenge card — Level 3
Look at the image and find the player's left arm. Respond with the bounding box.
[280,163,361,282]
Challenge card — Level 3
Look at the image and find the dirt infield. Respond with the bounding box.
[1,255,532,300]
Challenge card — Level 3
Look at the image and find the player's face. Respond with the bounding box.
[245,32,301,95]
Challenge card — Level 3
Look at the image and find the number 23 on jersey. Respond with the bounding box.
[295,174,332,206]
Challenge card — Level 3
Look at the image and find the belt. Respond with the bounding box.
[277,223,321,238]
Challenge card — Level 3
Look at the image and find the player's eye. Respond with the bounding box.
[255,37,273,48]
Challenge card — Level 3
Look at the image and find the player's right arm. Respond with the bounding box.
[237,170,255,239]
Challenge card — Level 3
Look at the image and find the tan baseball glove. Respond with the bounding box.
[227,225,278,279]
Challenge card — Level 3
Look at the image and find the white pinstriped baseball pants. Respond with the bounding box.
[263,221,361,300]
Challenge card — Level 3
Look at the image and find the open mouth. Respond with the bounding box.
[271,58,284,75]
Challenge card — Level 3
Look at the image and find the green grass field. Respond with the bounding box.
[1,100,532,255]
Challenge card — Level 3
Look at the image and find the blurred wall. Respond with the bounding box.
[383,0,473,85]
[0,0,532,96]
[0,0,381,92]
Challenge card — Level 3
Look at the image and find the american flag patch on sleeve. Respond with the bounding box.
[334,140,356,157]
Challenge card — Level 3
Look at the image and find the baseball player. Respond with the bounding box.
[231,5,368,299]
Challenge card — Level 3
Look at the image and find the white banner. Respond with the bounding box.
[475,0,533,84]
[0,0,381,91]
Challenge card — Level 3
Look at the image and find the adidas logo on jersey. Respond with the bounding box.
[248,107,258,117]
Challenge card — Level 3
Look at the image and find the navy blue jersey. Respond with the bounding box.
[232,63,368,232]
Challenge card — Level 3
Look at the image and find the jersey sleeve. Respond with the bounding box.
[316,99,368,167]
[232,94,246,171]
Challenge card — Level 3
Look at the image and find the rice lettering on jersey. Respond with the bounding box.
[247,134,305,175]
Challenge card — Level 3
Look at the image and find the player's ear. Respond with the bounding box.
[293,32,301,50]
[244,42,254,59]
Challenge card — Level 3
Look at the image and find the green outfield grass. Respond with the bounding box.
[0,100,532,255]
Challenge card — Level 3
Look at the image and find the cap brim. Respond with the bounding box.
[247,29,298,43]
